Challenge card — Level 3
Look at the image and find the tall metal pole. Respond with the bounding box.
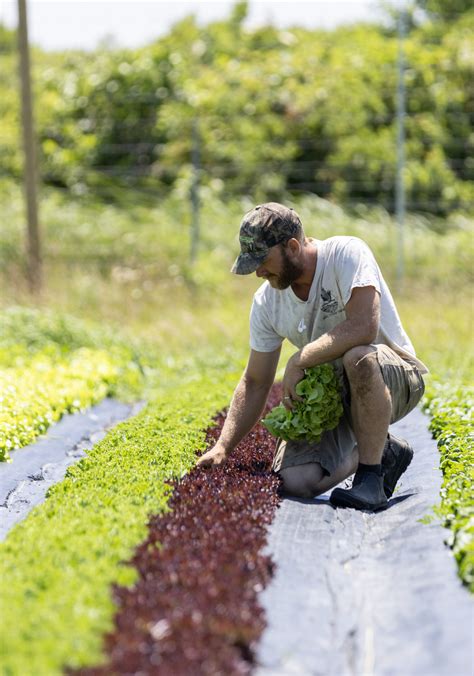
[190,118,200,265]
[395,9,406,285]
[18,0,42,294]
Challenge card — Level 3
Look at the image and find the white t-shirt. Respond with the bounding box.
[249,236,428,374]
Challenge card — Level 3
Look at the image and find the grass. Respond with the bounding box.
[1,176,471,357]
[398,289,473,384]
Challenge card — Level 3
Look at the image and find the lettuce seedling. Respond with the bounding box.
[261,364,343,442]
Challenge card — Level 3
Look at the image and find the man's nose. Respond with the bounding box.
[256,266,266,278]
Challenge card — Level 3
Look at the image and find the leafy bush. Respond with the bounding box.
[1,7,473,213]
[262,364,343,442]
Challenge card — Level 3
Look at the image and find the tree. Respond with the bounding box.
[415,0,473,22]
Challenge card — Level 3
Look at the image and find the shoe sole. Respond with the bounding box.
[330,489,388,512]
[384,443,414,498]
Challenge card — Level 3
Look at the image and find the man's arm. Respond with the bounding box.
[283,286,380,403]
[196,346,281,467]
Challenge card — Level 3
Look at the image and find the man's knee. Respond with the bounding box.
[278,463,324,499]
[342,345,378,381]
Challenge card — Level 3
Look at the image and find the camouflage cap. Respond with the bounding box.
[231,202,303,275]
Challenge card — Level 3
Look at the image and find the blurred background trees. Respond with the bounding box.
[0,0,472,217]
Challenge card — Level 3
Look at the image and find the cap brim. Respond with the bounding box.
[231,252,266,275]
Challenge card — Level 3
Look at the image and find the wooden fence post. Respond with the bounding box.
[18,0,42,294]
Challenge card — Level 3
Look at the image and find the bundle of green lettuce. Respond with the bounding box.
[262,364,344,442]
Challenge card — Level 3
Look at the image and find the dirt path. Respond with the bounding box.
[0,398,144,541]
[255,408,473,676]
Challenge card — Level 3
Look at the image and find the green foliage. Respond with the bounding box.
[0,8,472,214]
[423,380,474,591]
[415,0,474,23]
[2,179,472,300]
[262,364,343,442]
[0,305,134,353]
[0,23,15,53]
[0,307,148,462]
[0,346,138,462]
[0,370,237,675]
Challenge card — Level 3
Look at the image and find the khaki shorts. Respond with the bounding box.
[272,344,425,475]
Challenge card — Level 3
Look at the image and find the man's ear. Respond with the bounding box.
[287,238,301,256]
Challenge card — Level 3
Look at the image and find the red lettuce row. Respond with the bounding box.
[74,384,283,675]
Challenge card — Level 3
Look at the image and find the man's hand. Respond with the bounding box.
[282,354,305,409]
[196,443,229,469]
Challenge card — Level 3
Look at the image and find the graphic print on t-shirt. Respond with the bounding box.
[321,287,339,315]
[297,317,307,333]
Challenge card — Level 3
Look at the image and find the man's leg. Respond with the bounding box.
[343,345,391,465]
[330,345,390,510]
[313,445,359,495]
[278,446,359,499]
[278,462,325,499]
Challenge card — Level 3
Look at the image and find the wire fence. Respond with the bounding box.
[6,2,473,293]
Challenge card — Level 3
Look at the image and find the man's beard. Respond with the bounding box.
[273,247,304,290]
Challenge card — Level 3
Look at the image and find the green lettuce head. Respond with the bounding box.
[261,363,343,443]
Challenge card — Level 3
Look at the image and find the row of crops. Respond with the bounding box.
[0,347,142,462]
[0,307,147,461]
[0,306,472,674]
[0,307,247,673]
[423,382,474,590]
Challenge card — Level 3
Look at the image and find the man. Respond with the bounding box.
[197,203,427,511]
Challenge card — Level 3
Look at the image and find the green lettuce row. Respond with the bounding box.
[0,305,153,462]
[0,345,143,462]
[262,364,344,442]
[0,370,237,675]
[423,380,474,592]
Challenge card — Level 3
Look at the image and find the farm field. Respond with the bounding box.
[0,181,472,673]
[1,2,473,670]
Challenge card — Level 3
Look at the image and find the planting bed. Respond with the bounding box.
[0,307,145,462]
[255,407,473,675]
[423,381,474,590]
[1,305,472,675]
[0,371,239,675]
[76,385,283,676]
[0,398,144,541]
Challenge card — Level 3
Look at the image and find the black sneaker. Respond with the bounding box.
[382,433,414,498]
[330,470,388,511]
